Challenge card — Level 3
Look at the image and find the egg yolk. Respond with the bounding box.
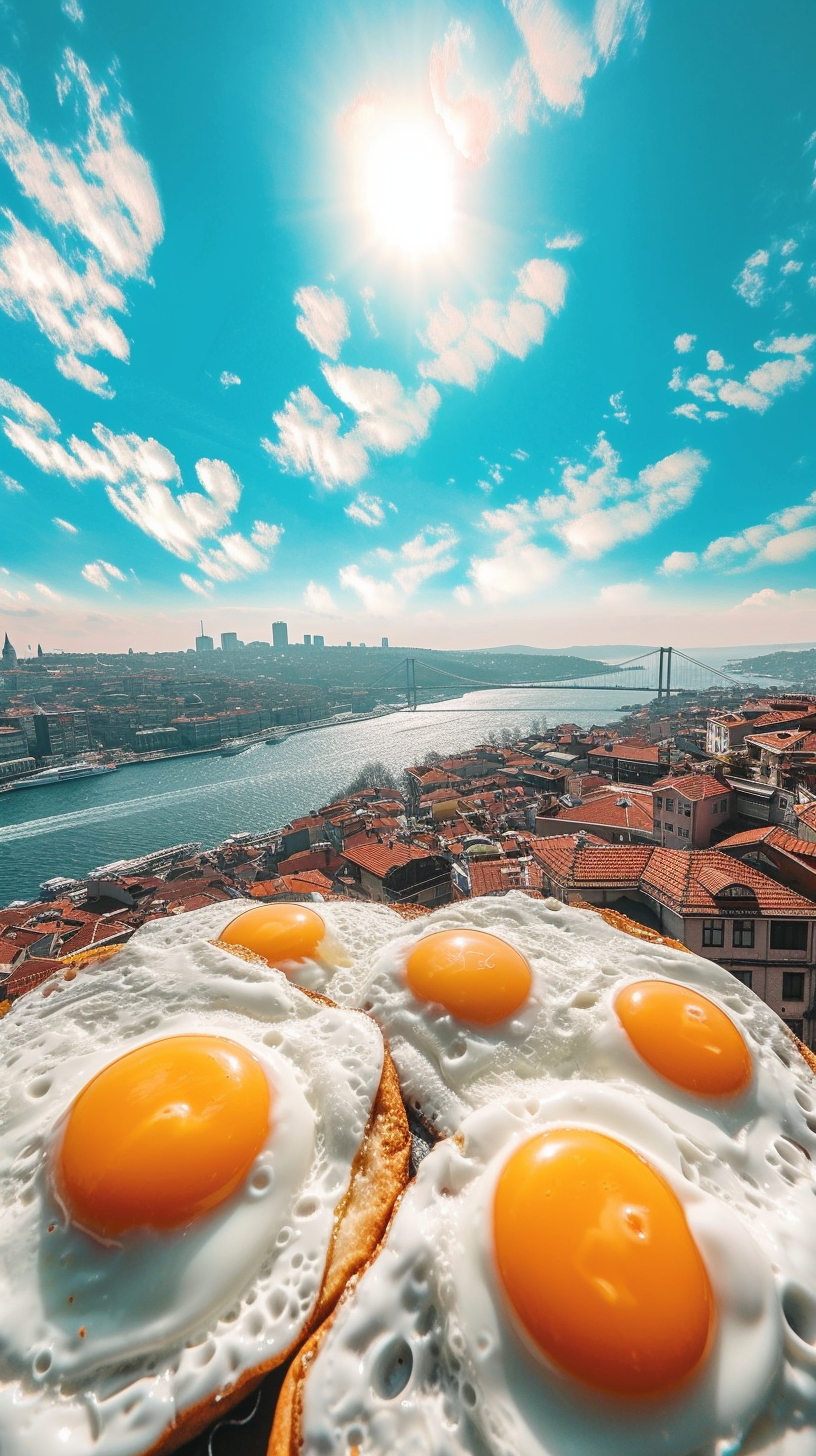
[55,1035,271,1238]
[405,929,532,1025]
[220,903,325,967]
[615,980,751,1097]
[493,1128,714,1396]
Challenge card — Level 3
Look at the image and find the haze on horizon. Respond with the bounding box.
[1,0,815,656]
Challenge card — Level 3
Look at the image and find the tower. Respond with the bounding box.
[1,633,17,669]
[272,621,289,649]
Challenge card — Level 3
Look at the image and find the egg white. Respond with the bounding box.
[300,1088,816,1456]
[0,932,385,1456]
[359,892,815,1140]
[134,895,404,1001]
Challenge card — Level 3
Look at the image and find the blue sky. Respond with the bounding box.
[0,0,815,653]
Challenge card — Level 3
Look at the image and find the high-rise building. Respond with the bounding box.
[221,632,243,652]
[272,621,289,648]
[381,637,389,648]
[313,634,325,648]
[33,711,91,760]
[304,634,312,646]
[195,620,214,652]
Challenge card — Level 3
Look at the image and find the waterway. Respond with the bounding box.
[0,687,653,906]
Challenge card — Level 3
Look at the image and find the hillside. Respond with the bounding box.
[725,649,816,684]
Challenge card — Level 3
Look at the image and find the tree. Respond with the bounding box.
[341,760,399,796]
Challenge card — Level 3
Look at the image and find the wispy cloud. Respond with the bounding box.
[53,516,77,532]
[219,371,241,389]
[82,559,124,590]
[304,580,337,614]
[360,286,378,337]
[608,390,629,423]
[418,257,567,390]
[0,52,163,395]
[0,377,281,590]
[265,366,440,488]
[35,581,61,600]
[733,239,808,308]
[703,490,816,570]
[1,470,23,492]
[659,550,698,575]
[294,286,351,360]
[345,492,385,526]
[738,586,816,609]
[674,333,696,353]
[546,231,583,250]
[340,525,458,610]
[430,2,646,165]
[180,573,211,596]
[598,580,648,608]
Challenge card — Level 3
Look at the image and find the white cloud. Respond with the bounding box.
[546,231,583,250]
[391,526,458,594]
[705,410,727,420]
[469,531,558,602]
[453,584,472,605]
[674,333,696,353]
[608,390,629,423]
[294,285,351,360]
[598,581,648,608]
[180,573,211,596]
[430,2,645,163]
[61,0,84,22]
[53,516,77,532]
[419,257,566,390]
[304,580,337,614]
[35,581,61,600]
[781,259,803,276]
[338,563,398,615]
[538,435,708,559]
[733,249,769,307]
[0,53,162,393]
[739,587,816,610]
[756,333,815,355]
[511,448,529,461]
[0,378,280,589]
[660,550,698,575]
[360,286,378,337]
[82,559,123,590]
[670,334,814,418]
[265,367,440,489]
[220,371,241,389]
[345,493,385,527]
[1,470,23,492]
[703,490,816,570]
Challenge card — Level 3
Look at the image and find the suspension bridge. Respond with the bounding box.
[365,647,747,712]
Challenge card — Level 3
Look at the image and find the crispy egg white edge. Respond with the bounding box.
[301,1089,816,1456]
[0,932,385,1456]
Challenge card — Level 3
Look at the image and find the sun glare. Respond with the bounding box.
[361,117,455,256]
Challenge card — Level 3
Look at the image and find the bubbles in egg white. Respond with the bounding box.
[0,933,385,1456]
[300,1088,816,1456]
[134,895,404,1001]
[360,892,809,1138]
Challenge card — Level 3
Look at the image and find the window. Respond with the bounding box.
[782,972,805,1001]
[785,1019,804,1041]
[656,796,663,809]
[654,819,661,830]
[770,922,808,952]
[665,798,674,812]
[720,799,728,812]
[732,919,755,948]
[684,806,690,817]
[712,803,718,814]
[731,969,752,989]
[702,919,724,947]
[664,822,673,834]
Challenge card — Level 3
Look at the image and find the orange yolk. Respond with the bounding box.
[493,1128,714,1396]
[220,903,325,968]
[55,1035,271,1238]
[405,929,532,1026]
[615,980,751,1098]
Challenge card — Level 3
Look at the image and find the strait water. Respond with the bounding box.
[0,688,653,906]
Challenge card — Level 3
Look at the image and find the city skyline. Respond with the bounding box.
[1,0,815,654]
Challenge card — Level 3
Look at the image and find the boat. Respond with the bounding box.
[219,739,256,757]
[9,762,118,790]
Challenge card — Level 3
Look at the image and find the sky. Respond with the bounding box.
[0,0,815,655]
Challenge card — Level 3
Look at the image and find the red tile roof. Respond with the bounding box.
[554,791,654,833]
[341,840,437,879]
[653,774,731,802]
[589,742,661,764]
[795,802,816,833]
[469,860,545,896]
[717,825,816,861]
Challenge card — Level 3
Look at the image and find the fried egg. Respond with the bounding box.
[135,895,403,1000]
[297,1086,816,1455]
[0,930,387,1456]
[358,892,807,1138]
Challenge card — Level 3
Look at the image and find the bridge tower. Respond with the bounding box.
[405,657,417,711]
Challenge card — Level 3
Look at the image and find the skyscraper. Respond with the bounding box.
[381,637,389,648]
[195,621,214,652]
[304,634,312,646]
[272,621,289,648]
[313,634,325,647]
[221,632,242,651]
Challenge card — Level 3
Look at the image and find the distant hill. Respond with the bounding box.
[488,644,650,658]
[278,647,610,693]
[725,649,816,683]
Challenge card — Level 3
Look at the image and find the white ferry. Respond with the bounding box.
[9,762,118,791]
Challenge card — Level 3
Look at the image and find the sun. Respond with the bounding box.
[360,116,455,256]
